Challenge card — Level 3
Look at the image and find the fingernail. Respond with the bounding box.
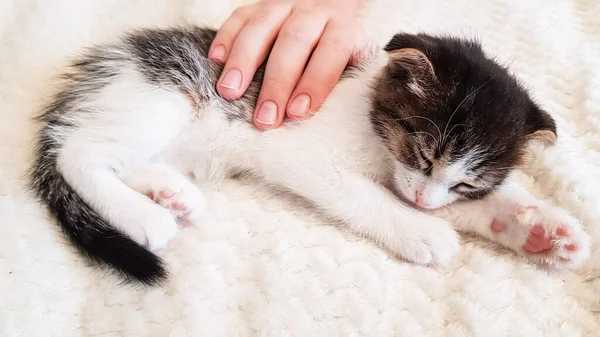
[288,93,311,117]
[256,100,278,125]
[219,68,242,90]
[210,45,227,61]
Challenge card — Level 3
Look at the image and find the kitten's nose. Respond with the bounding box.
[415,190,427,208]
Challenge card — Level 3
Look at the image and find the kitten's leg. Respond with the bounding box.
[122,164,205,223]
[57,79,195,251]
[430,181,591,269]
[59,160,180,252]
[258,157,460,265]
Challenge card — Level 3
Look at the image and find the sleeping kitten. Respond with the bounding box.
[29,26,590,285]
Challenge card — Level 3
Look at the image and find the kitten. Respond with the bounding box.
[29,26,590,285]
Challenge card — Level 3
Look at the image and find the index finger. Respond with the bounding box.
[209,6,254,63]
[216,3,292,100]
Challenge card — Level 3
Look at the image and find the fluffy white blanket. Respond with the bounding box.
[1,0,599,336]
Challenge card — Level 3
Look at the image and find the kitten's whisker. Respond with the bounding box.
[381,161,396,173]
[446,123,468,138]
[410,131,436,141]
[402,151,420,162]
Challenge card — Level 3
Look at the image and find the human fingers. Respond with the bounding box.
[215,2,293,100]
[253,9,328,129]
[285,20,355,120]
[208,5,255,63]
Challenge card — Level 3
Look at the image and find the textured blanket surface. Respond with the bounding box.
[1,0,600,336]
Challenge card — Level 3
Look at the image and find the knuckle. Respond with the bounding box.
[255,1,291,19]
[322,35,353,54]
[245,13,267,28]
[277,11,327,46]
[321,22,354,53]
[239,2,294,35]
[302,81,330,102]
[260,0,291,12]
[230,5,253,19]
[278,26,315,46]
[245,7,278,29]
[262,75,292,94]
[292,7,324,20]
[263,76,288,90]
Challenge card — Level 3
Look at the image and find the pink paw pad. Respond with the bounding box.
[522,225,577,254]
[146,189,191,215]
[490,219,506,233]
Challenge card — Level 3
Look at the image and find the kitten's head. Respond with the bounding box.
[371,33,556,209]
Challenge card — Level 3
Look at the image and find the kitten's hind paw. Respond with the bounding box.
[120,204,180,253]
[124,164,205,223]
[146,186,204,221]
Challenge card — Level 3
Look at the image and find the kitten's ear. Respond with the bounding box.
[384,33,437,86]
[526,105,557,147]
[384,33,433,52]
[386,48,437,88]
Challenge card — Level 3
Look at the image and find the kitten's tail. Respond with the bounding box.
[29,152,166,286]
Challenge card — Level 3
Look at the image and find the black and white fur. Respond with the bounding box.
[29,26,590,285]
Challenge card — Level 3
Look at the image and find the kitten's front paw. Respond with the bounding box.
[491,203,590,269]
[143,208,180,252]
[387,215,460,265]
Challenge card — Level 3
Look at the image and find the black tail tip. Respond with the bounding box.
[123,259,168,286]
[92,252,169,287]
[81,229,171,287]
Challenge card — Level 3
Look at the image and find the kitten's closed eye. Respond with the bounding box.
[451,183,476,191]
[393,114,416,135]
[417,148,433,171]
